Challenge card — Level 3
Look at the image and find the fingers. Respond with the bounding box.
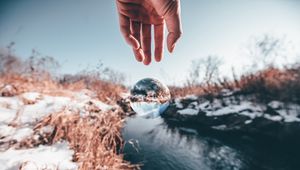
[118,13,140,49]
[165,17,182,53]
[117,0,182,65]
[131,21,144,62]
[141,24,152,65]
[162,0,182,53]
[132,48,144,62]
[154,23,164,62]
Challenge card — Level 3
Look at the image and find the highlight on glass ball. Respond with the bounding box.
[130,78,171,118]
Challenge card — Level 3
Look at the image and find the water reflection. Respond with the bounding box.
[122,117,246,170]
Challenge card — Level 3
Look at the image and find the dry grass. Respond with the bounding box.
[169,85,204,98]
[0,73,60,96]
[0,52,137,169]
[24,108,139,170]
[235,66,300,103]
[0,74,138,169]
[60,77,126,104]
[170,65,300,104]
[0,72,126,105]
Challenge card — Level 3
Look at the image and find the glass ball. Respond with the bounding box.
[130,78,171,118]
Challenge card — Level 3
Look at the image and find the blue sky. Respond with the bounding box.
[0,0,300,85]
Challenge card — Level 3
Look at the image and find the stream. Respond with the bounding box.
[122,116,300,170]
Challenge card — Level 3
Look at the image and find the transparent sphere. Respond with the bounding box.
[130,78,171,118]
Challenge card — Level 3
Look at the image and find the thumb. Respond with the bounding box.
[150,0,182,53]
[163,0,182,53]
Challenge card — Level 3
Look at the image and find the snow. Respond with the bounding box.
[174,98,183,109]
[67,92,112,116]
[176,94,300,123]
[40,125,54,134]
[184,95,198,100]
[198,101,264,119]
[277,109,300,122]
[263,114,283,121]
[0,96,22,124]
[220,89,234,97]
[0,107,17,124]
[73,91,93,102]
[206,101,262,118]
[198,101,210,109]
[0,89,114,169]
[178,108,199,115]
[244,120,252,124]
[89,99,112,112]
[22,92,42,102]
[0,141,77,170]
[0,124,15,137]
[239,110,263,119]
[20,96,71,124]
[11,127,33,141]
[268,101,283,110]
[189,101,198,108]
[0,96,20,110]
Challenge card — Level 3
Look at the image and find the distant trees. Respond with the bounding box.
[172,34,300,103]
[0,43,60,78]
[0,43,126,85]
[187,55,223,86]
[186,33,297,87]
[245,34,296,71]
[0,42,22,74]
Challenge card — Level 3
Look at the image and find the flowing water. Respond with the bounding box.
[122,116,300,170]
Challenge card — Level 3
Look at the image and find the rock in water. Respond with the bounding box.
[130,78,171,118]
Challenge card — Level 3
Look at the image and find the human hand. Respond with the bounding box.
[116,0,182,65]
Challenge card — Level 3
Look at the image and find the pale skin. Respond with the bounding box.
[116,0,182,65]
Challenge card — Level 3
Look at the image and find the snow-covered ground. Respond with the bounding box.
[0,89,112,170]
[174,95,300,123]
[0,142,77,170]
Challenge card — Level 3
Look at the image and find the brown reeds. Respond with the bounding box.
[30,108,139,170]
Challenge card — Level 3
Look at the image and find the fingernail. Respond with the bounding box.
[155,54,162,62]
[143,56,151,65]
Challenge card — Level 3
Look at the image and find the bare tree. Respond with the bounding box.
[95,61,126,84]
[187,55,223,86]
[245,34,294,71]
[0,42,22,74]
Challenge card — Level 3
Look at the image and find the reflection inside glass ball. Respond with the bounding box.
[130,78,171,118]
